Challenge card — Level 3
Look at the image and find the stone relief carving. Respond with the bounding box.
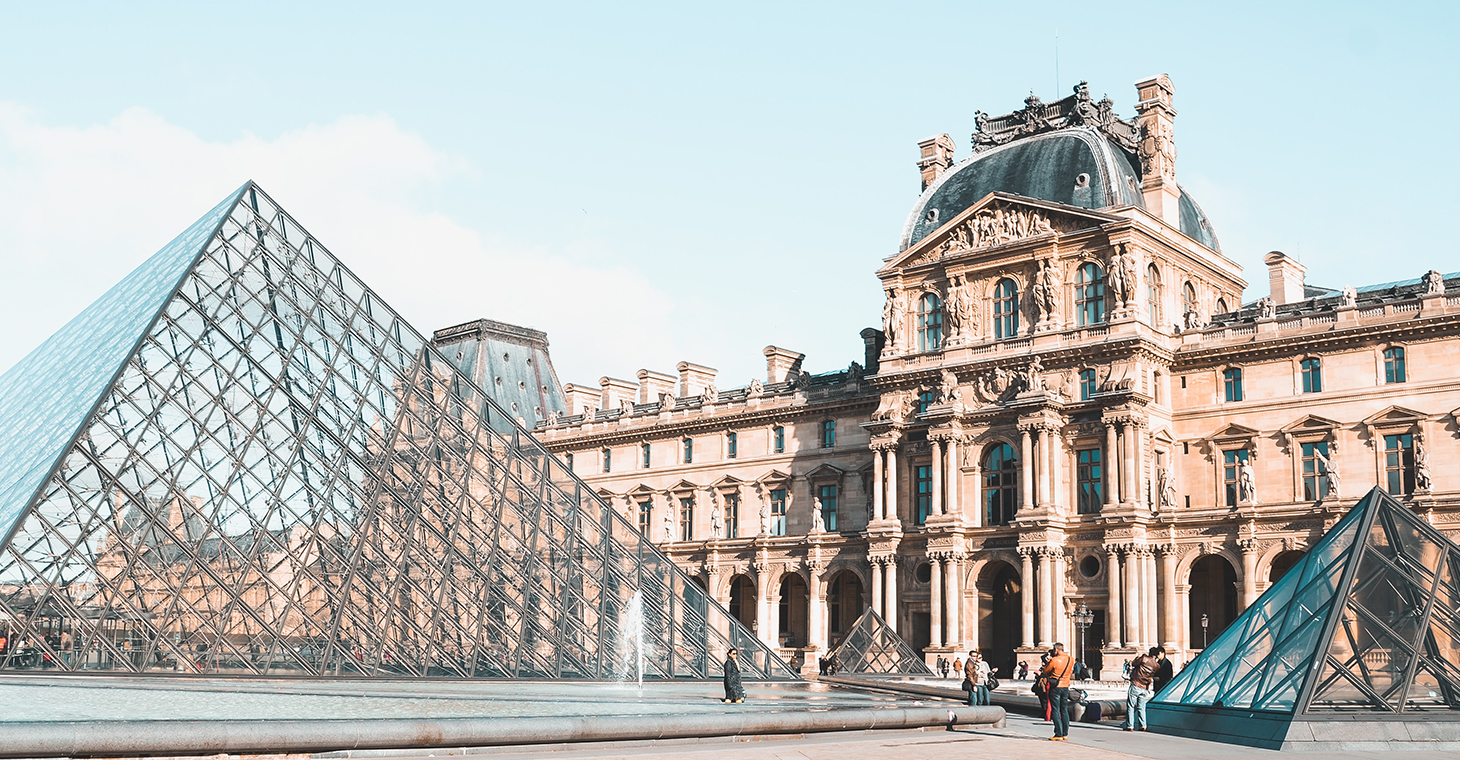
[702,382,718,404]
[938,369,966,408]
[1424,269,1446,295]
[747,377,763,398]
[871,390,914,422]
[969,366,1019,406]
[945,275,977,344]
[1138,119,1177,182]
[709,488,724,539]
[971,84,1139,154]
[1416,432,1433,491]
[1257,297,1275,320]
[663,509,674,543]
[1032,259,1061,323]
[922,204,1057,262]
[658,391,675,409]
[1108,243,1139,308]
[847,361,864,382]
[1022,356,1046,393]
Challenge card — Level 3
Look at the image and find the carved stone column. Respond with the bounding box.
[1105,423,1120,505]
[885,558,899,633]
[1037,549,1054,647]
[1038,428,1053,510]
[1239,539,1259,611]
[931,439,944,516]
[1122,423,1138,507]
[886,447,900,524]
[1143,548,1158,647]
[1105,545,1123,649]
[754,562,772,646]
[947,437,961,518]
[970,461,983,528]
[946,556,962,649]
[1019,427,1034,512]
[872,448,885,522]
[1132,420,1147,508]
[930,553,944,649]
[1020,548,1036,648]
[1124,546,1142,647]
[808,562,827,651]
[1052,549,1068,645]
[870,558,884,618]
[1157,544,1177,651]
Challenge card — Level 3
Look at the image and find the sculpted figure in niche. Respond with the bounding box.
[1022,356,1046,393]
[747,377,763,398]
[1314,441,1341,499]
[1339,285,1357,308]
[1415,433,1433,491]
[939,369,966,407]
[659,391,675,410]
[1032,259,1061,322]
[1157,467,1177,511]
[756,486,770,536]
[882,289,905,350]
[1424,269,1446,296]
[664,509,674,543]
[1257,297,1276,320]
[1238,458,1256,504]
[811,497,826,533]
[703,382,718,404]
[1108,243,1139,307]
[710,502,724,539]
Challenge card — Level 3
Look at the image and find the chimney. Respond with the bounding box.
[635,369,676,404]
[860,327,884,375]
[917,134,956,192]
[1133,75,1180,226]
[764,346,805,384]
[598,376,638,410]
[675,362,718,398]
[1264,251,1307,306]
[563,383,600,416]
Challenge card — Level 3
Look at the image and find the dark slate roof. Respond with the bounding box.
[900,127,1220,253]
[1208,271,1459,326]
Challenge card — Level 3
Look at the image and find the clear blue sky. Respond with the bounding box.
[1,1,1455,388]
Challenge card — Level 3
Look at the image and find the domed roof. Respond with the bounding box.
[899,127,1220,253]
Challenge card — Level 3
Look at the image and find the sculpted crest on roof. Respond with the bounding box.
[972,81,1141,154]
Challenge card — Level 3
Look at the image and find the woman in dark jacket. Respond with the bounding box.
[722,648,745,703]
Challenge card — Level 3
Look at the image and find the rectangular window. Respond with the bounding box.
[818,484,838,532]
[724,491,739,539]
[682,437,693,464]
[1301,441,1331,501]
[915,464,932,525]
[1301,357,1322,393]
[637,500,652,535]
[1384,347,1407,384]
[770,488,787,536]
[1079,369,1096,401]
[1223,448,1249,508]
[918,390,934,415]
[821,420,836,448]
[1384,433,1415,496]
[1076,448,1103,514]
[1223,368,1244,402]
[679,497,694,541]
[565,453,573,470]
[641,443,651,469]
[773,426,785,454]
[726,431,737,459]
[602,448,611,473]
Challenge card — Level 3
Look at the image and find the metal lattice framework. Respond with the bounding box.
[0,181,796,681]
[824,609,931,675]
[1154,486,1460,716]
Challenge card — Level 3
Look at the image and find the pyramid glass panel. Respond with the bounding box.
[0,182,795,681]
[824,609,932,675]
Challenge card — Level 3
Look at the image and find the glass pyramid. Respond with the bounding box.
[1153,486,1460,715]
[824,609,932,675]
[0,182,795,681]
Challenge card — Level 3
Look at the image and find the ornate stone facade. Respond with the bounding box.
[531,76,1460,677]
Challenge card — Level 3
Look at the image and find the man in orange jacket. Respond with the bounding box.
[1036,643,1075,741]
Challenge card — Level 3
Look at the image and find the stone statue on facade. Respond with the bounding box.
[1182,307,1202,330]
[1424,269,1446,295]
[1314,441,1340,499]
[1256,297,1276,320]
[664,509,674,543]
[710,503,724,539]
[757,488,770,536]
[847,361,864,382]
[871,390,910,421]
[1157,467,1177,511]
[1033,259,1061,323]
[747,377,763,398]
[1022,356,1046,393]
[623,494,637,525]
[1415,432,1433,491]
[1238,459,1256,504]
[1108,243,1139,308]
[938,369,966,408]
[882,289,905,351]
[811,497,826,534]
[1339,285,1357,308]
[703,382,718,404]
[658,391,675,410]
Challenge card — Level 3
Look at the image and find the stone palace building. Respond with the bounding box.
[478,76,1460,677]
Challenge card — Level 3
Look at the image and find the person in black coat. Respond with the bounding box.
[723,648,745,703]
[1152,648,1174,696]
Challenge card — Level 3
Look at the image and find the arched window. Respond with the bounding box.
[1146,264,1162,325]
[641,442,651,468]
[1215,297,1229,314]
[917,292,944,352]
[1075,262,1106,326]
[983,443,1019,526]
[1182,282,1198,318]
[993,278,1020,339]
[1384,346,1407,383]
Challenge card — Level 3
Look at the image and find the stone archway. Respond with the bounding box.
[779,574,808,648]
[1189,554,1238,649]
[727,575,756,633]
[824,569,866,649]
[976,560,1022,679]
[1269,550,1306,583]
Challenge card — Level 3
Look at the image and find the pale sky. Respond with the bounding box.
[1,1,1456,389]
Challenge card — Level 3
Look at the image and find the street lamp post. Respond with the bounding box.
[1201,613,1209,649]
[1073,601,1094,676]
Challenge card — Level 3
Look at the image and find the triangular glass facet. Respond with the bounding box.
[1153,487,1460,716]
[824,609,932,675]
[0,182,795,681]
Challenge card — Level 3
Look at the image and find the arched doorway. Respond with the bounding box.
[1269,550,1306,583]
[978,560,1022,679]
[779,574,808,648]
[825,570,865,649]
[727,575,756,632]
[1189,555,1238,649]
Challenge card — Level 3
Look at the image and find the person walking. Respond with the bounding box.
[722,648,745,703]
[1036,643,1076,741]
[1018,660,1029,680]
[952,656,963,680]
[1151,648,1173,696]
[964,651,991,706]
[1123,647,1160,731]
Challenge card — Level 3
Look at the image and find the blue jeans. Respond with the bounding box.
[1124,684,1152,729]
[1049,686,1070,737]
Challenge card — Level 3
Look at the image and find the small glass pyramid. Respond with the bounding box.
[824,609,932,675]
[1153,486,1460,715]
[0,182,795,681]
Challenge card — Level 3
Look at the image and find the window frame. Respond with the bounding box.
[1146,263,1162,326]
[821,420,836,448]
[817,483,839,532]
[682,437,693,464]
[679,497,694,541]
[982,442,1018,526]
[1079,368,1096,401]
[1300,440,1331,501]
[641,442,651,469]
[602,448,612,473]
[1223,367,1244,403]
[917,292,944,352]
[1075,262,1107,327]
[637,498,653,535]
[1222,448,1250,508]
[1383,433,1416,496]
[769,488,787,536]
[993,278,1020,339]
[1076,447,1103,514]
[1300,357,1323,394]
[1384,346,1407,384]
[726,431,738,459]
[772,425,785,454]
[914,463,932,525]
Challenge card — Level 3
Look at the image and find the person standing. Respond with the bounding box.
[1123,647,1160,731]
[722,648,745,703]
[1018,660,1029,680]
[951,656,963,680]
[1036,643,1075,741]
[964,651,991,706]
[1151,648,1173,696]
